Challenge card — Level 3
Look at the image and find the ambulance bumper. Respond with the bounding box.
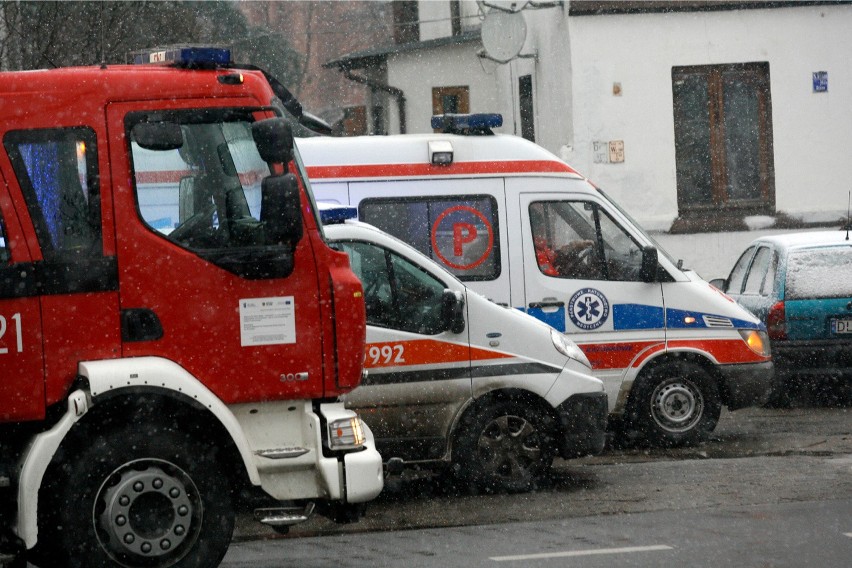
[719,361,774,410]
[556,392,609,458]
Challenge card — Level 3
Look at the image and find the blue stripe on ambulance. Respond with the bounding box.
[523,303,763,332]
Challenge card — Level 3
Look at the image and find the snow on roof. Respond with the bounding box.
[755,230,851,250]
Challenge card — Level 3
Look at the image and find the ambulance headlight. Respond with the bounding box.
[328,416,367,450]
[739,329,771,357]
[551,329,590,367]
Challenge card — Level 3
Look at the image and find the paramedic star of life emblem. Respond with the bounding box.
[568,288,610,330]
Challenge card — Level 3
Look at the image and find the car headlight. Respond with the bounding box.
[328,416,366,450]
[739,329,771,357]
[551,329,591,368]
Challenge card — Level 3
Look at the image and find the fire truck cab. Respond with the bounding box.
[0,47,382,568]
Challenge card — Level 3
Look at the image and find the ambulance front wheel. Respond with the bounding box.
[453,399,556,493]
[35,419,234,568]
[629,360,722,447]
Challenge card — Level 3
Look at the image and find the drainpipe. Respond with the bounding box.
[341,67,407,134]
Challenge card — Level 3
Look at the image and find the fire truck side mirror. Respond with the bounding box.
[261,173,303,246]
[252,118,294,164]
[132,122,184,151]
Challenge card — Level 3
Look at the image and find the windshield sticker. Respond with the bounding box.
[568,288,610,330]
[239,296,296,346]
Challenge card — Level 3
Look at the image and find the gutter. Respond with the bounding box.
[340,67,407,135]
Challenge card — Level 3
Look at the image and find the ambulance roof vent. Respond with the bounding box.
[130,46,232,68]
[317,202,358,225]
[431,113,503,136]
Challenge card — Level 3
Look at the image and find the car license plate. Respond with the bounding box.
[831,318,852,334]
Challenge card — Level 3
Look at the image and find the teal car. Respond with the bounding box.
[711,230,852,403]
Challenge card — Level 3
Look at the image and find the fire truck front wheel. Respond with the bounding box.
[34,421,234,568]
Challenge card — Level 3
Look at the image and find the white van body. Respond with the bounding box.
[300,130,774,446]
[323,220,607,491]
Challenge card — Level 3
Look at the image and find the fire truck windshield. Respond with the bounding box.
[128,108,281,251]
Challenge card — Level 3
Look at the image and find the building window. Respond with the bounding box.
[392,1,419,44]
[519,75,535,142]
[432,86,470,129]
[672,62,775,231]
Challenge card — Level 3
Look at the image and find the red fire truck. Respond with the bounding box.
[0,47,382,568]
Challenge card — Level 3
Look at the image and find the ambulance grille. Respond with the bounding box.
[702,315,734,328]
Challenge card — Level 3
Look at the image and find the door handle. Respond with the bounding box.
[529,300,565,309]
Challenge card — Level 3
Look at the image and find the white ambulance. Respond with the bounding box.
[320,207,607,492]
[298,114,774,447]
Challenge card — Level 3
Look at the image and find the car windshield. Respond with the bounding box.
[786,246,852,299]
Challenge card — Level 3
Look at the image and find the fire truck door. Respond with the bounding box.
[107,103,325,404]
[1,128,121,413]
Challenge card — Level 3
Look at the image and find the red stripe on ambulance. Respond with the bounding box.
[578,337,768,371]
[365,339,514,369]
[306,159,579,180]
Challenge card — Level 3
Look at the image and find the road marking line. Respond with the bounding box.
[844,533,852,538]
[490,544,673,562]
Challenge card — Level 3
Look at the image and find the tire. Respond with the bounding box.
[34,417,234,568]
[628,360,721,447]
[453,399,555,493]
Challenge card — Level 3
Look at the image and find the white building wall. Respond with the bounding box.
[419,0,453,41]
[381,1,852,275]
[564,5,852,230]
[393,2,851,226]
[387,42,502,135]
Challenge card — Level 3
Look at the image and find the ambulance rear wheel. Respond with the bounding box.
[453,399,555,493]
[35,420,234,568]
[630,360,721,447]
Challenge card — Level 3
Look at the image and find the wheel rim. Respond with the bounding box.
[476,414,542,482]
[650,378,704,433]
[93,459,202,567]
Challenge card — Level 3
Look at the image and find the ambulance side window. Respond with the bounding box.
[333,240,447,335]
[4,128,101,259]
[529,200,645,281]
[359,196,500,282]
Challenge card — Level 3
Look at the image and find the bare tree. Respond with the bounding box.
[0,0,299,82]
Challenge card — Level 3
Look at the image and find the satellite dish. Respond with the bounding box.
[480,10,527,64]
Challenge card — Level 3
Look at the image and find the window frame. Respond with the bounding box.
[359,194,501,282]
[671,62,776,231]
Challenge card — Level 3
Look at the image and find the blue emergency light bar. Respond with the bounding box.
[132,46,232,66]
[431,113,503,134]
[317,202,358,225]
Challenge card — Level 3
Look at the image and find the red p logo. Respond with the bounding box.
[453,222,478,256]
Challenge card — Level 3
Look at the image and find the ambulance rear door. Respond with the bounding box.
[513,181,666,407]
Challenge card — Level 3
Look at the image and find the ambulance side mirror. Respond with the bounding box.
[639,246,659,283]
[132,122,184,151]
[252,118,294,164]
[441,289,466,334]
[709,277,727,292]
[261,173,303,246]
